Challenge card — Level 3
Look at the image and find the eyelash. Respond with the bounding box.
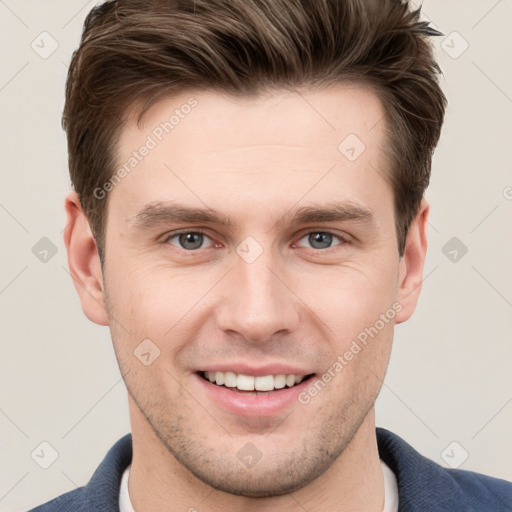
[162,229,351,252]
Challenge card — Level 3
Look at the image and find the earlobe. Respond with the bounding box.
[63,191,109,326]
[395,198,429,325]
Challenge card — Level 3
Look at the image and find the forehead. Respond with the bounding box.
[128,83,386,158]
[110,84,392,229]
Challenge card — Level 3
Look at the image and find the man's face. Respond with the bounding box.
[96,84,412,495]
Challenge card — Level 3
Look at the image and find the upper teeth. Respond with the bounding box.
[204,371,305,391]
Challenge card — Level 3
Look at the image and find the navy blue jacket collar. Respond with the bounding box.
[29,427,512,511]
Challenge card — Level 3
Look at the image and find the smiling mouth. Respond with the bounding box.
[199,371,315,394]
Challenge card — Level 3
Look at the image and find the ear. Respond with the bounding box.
[395,198,429,324]
[63,191,109,326]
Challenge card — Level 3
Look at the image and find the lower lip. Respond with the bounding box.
[195,373,314,417]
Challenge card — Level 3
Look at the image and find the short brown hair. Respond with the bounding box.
[63,0,447,259]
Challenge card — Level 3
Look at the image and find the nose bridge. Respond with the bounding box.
[216,239,299,342]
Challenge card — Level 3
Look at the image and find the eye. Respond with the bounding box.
[295,231,348,250]
[164,230,215,251]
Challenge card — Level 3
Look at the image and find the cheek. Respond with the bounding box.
[107,265,223,372]
[105,242,399,354]
[108,262,194,327]
[300,259,398,383]
[302,259,398,331]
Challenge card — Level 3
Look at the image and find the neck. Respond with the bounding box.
[128,401,384,512]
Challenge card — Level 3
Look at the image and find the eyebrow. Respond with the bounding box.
[130,200,376,231]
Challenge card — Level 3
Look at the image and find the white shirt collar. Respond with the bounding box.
[119,460,399,512]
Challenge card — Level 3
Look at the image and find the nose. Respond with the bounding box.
[215,245,301,344]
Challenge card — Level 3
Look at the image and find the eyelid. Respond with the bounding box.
[163,229,216,249]
[162,228,351,252]
[293,229,351,248]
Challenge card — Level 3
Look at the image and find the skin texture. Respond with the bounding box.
[64,84,429,512]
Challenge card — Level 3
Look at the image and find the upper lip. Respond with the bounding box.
[196,363,314,377]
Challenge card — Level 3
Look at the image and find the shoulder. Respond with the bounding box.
[376,427,512,511]
[26,488,87,511]
[26,433,132,512]
[446,467,512,510]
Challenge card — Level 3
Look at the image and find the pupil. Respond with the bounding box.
[180,232,203,250]
[310,232,332,249]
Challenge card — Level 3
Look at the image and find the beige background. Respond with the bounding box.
[1,1,511,510]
